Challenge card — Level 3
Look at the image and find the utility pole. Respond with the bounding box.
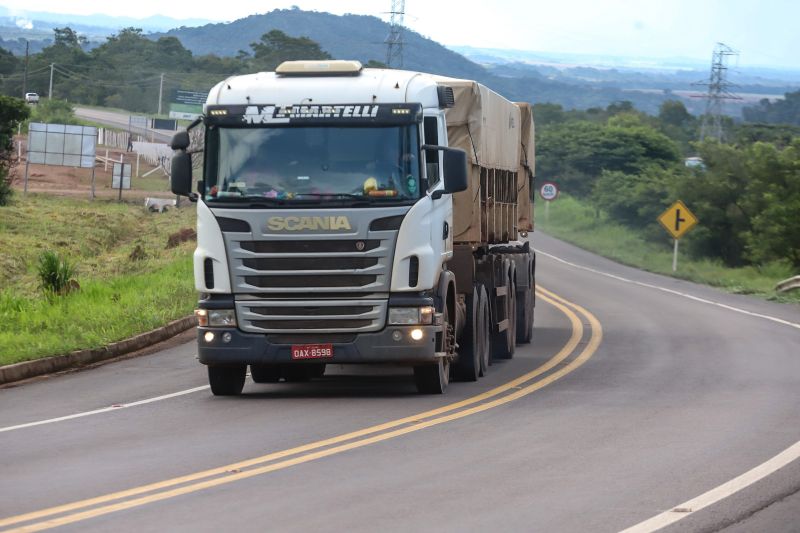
[157,73,164,115]
[694,43,741,141]
[22,40,29,97]
[385,0,406,68]
[48,63,54,99]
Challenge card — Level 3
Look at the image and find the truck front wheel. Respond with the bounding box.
[208,365,246,396]
[414,304,453,394]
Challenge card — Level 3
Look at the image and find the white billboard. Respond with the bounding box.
[28,123,97,168]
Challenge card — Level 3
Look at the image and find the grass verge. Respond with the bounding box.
[0,194,197,365]
[536,195,800,305]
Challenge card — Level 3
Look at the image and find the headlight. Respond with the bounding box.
[388,306,434,325]
[198,309,237,327]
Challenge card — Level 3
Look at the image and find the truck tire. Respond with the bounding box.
[454,284,490,381]
[453,285,481,382]
[516,285,534,344]
[492,267,516,360]
[476,286,491,376]
[208,365,246,396]
[414,304,453,393]
[414,358,450,394]
[250,364,281,383]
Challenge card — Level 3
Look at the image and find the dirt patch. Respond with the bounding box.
[166,228,197,249]
[9,137,174,202]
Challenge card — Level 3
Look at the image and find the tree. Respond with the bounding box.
[0,47,18,76]
[743,90,800,126]
[739,140,800,267]
[249,30,331,71]
[53,27,85,48]
[0,95,30,205]
[28,98,79,125]
[536,120,680,197]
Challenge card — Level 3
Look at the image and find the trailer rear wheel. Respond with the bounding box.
[208,365,246,396]
[492,269,517,360]
[453,285,482,382]
[516,285,534,344]
[476,285,491,376]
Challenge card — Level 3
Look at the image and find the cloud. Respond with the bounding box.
[15,17,33,30]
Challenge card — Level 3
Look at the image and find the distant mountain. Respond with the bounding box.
[6,7,794,115]
[0,6,212,33]
[155,9,487,81]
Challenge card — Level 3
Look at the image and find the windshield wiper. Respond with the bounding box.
[295,193,411,204]
[208,195,287,206]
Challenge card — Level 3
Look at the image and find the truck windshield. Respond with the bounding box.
[204,125,422,205]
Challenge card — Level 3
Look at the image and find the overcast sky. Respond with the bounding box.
[3,0,799,69]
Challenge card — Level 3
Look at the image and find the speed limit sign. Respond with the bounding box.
[540,182,559,201]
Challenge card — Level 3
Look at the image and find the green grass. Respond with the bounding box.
[537,195,800,305]
[0,194,197,365]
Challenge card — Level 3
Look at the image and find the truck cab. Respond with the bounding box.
[171,60,534,396]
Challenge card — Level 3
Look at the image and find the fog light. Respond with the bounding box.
[204,331,215,343]
[222,332,232,343]
[410,328,423,341]
[392,330,402,341]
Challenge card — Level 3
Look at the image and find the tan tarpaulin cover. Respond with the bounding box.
[434,77,531,243]
[516,102,535,232]
[437,78,521,170]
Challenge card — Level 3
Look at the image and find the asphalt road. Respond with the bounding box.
[74,107,175,143]
[1,233,799,532]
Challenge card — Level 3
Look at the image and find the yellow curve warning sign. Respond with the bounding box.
[658,200,698,239]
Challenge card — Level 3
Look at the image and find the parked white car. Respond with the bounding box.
[25,92,39,104]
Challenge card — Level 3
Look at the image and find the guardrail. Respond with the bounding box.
[775,275,800,293]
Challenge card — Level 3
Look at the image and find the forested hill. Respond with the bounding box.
[154,8,668,113]
[156,9,486,81]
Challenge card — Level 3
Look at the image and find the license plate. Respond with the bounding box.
[291,344,334,360]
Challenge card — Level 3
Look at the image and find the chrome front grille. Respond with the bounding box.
[236,299,388,333]
[215,206,410,334]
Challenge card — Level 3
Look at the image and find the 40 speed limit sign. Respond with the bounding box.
[539,182,559,201]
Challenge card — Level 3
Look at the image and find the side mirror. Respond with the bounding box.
[170,131,190,151]
[442,148,468,193]
[171,151,194,198]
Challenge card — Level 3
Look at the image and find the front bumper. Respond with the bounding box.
[197,324,439,366]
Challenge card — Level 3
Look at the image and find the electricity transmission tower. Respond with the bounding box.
[385,0,406,68]
[696,42,740,141]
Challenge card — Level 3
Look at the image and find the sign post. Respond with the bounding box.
[539,181,559,226]
[657,200,698,272]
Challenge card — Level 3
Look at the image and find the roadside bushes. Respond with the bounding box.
[37,250,78,296]
[0,95,30,206]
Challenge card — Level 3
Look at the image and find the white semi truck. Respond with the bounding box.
[170,60,535,395]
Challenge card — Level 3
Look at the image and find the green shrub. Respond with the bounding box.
[37,250,77,295]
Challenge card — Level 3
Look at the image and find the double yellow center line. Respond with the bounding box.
[1,286,602,532]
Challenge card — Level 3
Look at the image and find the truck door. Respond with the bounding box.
[424,113,453,263]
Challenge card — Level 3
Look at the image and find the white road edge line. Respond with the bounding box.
[0,386,209,434]
[534,248,800,532]
[536,250,800,330]
[620,440,800,532]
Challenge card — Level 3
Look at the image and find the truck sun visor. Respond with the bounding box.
[204,103,423,126]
